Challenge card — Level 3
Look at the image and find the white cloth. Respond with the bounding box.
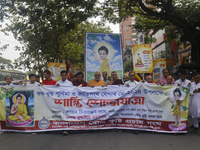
[175,79,191,88]
[139,80,147,83]
[190,82,200,118]
[56,79,73,86]
[26,82,40,86]
[192,118,199,128]
[6,83,13,86]
[125,80,140,86]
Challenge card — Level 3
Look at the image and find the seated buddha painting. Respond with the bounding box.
[6,91,34,127]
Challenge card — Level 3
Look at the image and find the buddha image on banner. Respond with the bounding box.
[85,33,123,82]
[133,44,153,73]
[6,90,34,127]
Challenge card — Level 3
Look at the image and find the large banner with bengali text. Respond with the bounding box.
[0,84,189,133]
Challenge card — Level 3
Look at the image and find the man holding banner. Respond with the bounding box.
[56,70,73,86]
[87,71,106,87]
[125,72,139,87]
[42,70,56,85]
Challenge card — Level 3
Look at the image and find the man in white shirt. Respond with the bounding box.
[190,74,200,133]
[20,74,40,86]
[5,76,13,86]
[175,71,191,88]
[125,72,139,87]
[56,70,73,86]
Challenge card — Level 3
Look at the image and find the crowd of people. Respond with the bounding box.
[3,68,200,134]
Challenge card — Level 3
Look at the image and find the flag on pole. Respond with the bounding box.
[65,58,72,80]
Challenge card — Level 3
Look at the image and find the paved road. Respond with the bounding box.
[1,119,200,150]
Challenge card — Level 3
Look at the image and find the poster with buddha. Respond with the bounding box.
[6,90,34,127]
[133,44,153,73]
[85,33,124,82]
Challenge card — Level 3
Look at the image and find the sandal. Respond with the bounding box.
[193,128,198,133]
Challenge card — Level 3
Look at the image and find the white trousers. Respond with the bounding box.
[192,118,199,128]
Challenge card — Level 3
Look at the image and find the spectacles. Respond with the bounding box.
[95,74,100,76]
[129,75,135,77]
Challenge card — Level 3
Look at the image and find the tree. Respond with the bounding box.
[101,0,200,63]
[0,0,102,73]
[13,21,112,74]
[0,56,14,69]
[124,58,133,73]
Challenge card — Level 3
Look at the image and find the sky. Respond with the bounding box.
[0,20,119,64]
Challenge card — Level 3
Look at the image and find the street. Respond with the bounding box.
[0,119,200,150]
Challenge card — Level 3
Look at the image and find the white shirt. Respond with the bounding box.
[175,78,191,88]
[56,79,73,86]
[190,82,200,95]
[25,82,40,86]
[6,83,13,86]
[125,80,140,86]
[139,80,147,83]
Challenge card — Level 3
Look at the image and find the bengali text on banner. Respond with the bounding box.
[0,84,189,133]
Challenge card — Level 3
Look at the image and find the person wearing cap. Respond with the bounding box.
[175,70,191,88]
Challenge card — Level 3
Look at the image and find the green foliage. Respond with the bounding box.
[0,88,6,100]
[101,0,200,63]
[124,58,133,72]
[0,0,112,73]
[0,56,14,69]
[6,89,15,98]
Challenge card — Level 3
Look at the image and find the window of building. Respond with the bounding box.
[132,35,136,38]
[125,19,129,22]
[126,40,130,45]
[126,30,129,33]
[126,25,129,27]
[126,35,130,38]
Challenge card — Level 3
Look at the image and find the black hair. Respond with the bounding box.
[44,70,51,75]
[36,75,40,78]
[5,76,12,80]
[76,72,84,77]
[173,88,182,97]
[16,94,22,99]
[60,70,68,75]
[98,46,109,54]
[180,70,187,75]
[111,71,117,75]
[162,69,168,73]
[129,71,135,76]
[29,74,36,79]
